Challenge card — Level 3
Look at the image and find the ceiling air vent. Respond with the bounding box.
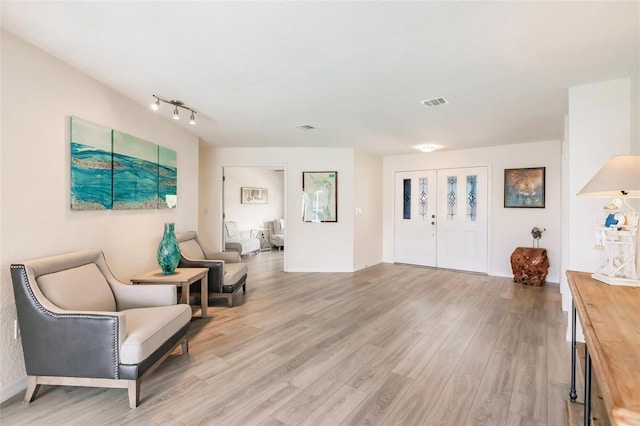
[296,125,315,130]
[421,97,449,108]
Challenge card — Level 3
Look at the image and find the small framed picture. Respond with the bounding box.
[504,167,545,208]
[241,187,268,204]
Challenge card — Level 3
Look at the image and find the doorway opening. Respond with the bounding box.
[222,166,286,270]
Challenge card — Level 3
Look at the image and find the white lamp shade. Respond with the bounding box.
[577,155,640,198]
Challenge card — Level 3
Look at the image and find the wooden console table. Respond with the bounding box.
[566,270,640,426]
[131,267,209,318]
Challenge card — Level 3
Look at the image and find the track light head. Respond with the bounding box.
[172,107,179,120]
[189,112,196,125]
[150,98,160,111]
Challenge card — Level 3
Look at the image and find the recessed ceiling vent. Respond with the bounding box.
[296,125,315,130]
[421,97,449,108]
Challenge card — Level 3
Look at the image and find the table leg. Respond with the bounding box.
[200,272,208,318]
[584,345,592,426]
[181,283,189,306]
[570,301,578,402]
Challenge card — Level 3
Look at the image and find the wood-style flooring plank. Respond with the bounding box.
[341,372,413,426]
[301,385,367,426]
[509,343,548,423]
[383,349,460,425]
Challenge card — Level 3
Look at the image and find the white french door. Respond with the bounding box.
[394,167,488,274]
[394,171,437,267]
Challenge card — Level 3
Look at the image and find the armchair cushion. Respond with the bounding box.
[179,239,206,260]
[225,221,240,238]
[111,284,177,311]
[223,263,247,289]
[37,263,116,312]
[120,304,191,364]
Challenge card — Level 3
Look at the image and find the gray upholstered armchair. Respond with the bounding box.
[10,249,191,408]
[176,231,248,307]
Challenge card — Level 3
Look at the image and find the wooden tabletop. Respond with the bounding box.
[130,267,209,284]
[566,270,640,426]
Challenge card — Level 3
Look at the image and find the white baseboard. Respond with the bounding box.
[1,375,26,403]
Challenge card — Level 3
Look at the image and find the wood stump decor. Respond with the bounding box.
[510,247,549,286]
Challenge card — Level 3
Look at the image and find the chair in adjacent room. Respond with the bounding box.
[10,249,191,408]
[223,220,260,255]
[176,231,248,307]
[270,218,285,250]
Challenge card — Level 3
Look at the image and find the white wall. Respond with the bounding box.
[0,32,200,400]
[563,78,634,310]
[353,150,383,271]
[199,147,356,272]
[223,167,284,238]
[383,140,562,282]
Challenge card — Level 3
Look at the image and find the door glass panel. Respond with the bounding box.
[466,175,477,221]
[403,178,411,219]
[419,177,428,219]
[447,176,457,221]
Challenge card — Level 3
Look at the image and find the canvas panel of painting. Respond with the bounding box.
[158,146,178,208]
[70,116,113,210]
[112,130,159,209]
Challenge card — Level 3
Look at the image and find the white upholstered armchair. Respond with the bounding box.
[223,220,260,255]
[270,219,285,250]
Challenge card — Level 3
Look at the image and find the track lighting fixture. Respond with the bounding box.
[150,95,197,125]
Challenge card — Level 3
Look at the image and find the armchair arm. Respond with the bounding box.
[203,250,241,263]
[111,281,177,310]
[178,257,224,293]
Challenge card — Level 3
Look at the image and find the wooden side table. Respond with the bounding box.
[251,228,272,252]
[510,247,549,286]
[131,267,209,318]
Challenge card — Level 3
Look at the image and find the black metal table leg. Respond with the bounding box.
[584,345,592,426]
[570,301,578,401]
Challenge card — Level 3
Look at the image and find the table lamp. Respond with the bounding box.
[577,155,640,286]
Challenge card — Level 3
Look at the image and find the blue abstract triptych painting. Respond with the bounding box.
[71,116,177,211]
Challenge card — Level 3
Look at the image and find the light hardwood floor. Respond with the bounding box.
[1,251,573,425]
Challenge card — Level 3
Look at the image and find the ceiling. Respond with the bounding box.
[2,1,638,156]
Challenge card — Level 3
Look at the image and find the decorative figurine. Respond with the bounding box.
[531,226,545,248]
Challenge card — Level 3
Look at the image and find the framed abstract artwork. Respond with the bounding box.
[302,171,337,222]
[504,167,545,208]
[70,116,178,210]
[241,187,268,204]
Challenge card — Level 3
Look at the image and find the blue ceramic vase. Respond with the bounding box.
[157,223,180,275]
